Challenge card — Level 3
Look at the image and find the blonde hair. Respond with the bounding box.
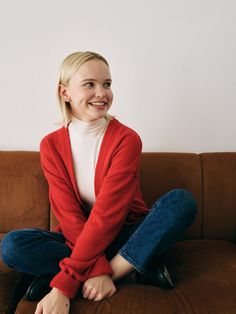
[57,51,113,126]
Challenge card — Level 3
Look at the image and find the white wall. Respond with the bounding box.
[0,0,235,152]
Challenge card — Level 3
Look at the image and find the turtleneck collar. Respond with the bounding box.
[69,115,109,136]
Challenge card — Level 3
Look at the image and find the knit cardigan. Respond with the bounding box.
[40,118,149,299]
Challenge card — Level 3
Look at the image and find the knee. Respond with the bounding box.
[171,188,198,222]
[0,231,16,266]
[160,188,197,223]
[0,229,26,267]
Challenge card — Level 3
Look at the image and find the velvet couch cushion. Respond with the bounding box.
[1,152,236,313]
[15,239,236,314]
[139,153,202,239]
[0,151,49,234]
[200,153,236,241]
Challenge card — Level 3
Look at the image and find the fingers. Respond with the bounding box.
[82,276,117,301]
[83,287,105,301]
[82,286,92,299]
[34,302,42,314]
[94,287,116,302]
[83,286,97,300]
[93,293,103,302]
[87,288,98,300]
[106,288,117,299]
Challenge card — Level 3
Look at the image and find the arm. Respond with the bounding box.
[40,138,87,245]
[50,132,142,298]
[40,137,113,298]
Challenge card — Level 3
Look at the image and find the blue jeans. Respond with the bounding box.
[0,189,197,276]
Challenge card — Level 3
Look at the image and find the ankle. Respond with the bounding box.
[110,254,135,281]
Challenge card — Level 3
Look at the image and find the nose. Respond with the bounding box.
[95,85,106,98]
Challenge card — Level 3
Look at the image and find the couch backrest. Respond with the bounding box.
[0,151,50,240]
[0,151,235,241]
[200,153,236,241]
[140,153,202,239]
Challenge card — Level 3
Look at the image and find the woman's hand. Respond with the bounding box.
[35,287,70,314]
[82,274,116,301]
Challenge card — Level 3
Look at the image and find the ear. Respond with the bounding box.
[59,84,71,102]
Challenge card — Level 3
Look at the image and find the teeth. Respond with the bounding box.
[90,102,106,106]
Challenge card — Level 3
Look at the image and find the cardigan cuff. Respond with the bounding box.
[50,271,81,299]
[88,254,113,278]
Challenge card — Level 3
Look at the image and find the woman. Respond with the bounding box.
[0,51,197,314]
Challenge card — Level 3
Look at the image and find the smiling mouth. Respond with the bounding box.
[89,102,107,106]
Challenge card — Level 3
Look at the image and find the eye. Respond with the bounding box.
[104,82,111,88]
[84,82,94,88]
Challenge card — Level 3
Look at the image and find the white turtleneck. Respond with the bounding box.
[68,115,109,212]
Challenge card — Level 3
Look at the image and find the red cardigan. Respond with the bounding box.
[40,118,149,298]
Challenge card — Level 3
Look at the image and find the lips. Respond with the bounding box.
[89,101,107,106]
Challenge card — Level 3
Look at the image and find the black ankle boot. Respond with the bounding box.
[26,275,53,302]
[135,264,174,289]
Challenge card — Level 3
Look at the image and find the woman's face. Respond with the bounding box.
[60,59,113,122]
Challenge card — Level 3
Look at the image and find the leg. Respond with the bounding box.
[114,189,197,276]
[110,254,135,281]
[0,228,71,276]
[105,217,146,281]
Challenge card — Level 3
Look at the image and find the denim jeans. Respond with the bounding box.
[0,189,197,276]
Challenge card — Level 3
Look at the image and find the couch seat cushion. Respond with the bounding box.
[15,239,236,314]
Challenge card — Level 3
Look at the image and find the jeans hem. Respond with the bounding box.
[119,249,146,274]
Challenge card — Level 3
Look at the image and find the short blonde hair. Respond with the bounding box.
[57,51,113,126]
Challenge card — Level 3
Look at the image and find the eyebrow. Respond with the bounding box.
[81,78,112,82]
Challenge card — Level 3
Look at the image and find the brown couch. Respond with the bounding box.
[0,151,236,314]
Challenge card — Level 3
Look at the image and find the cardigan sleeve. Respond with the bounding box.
[40,138,87,245]
[40,138,113,298]
[50,132,142,298]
